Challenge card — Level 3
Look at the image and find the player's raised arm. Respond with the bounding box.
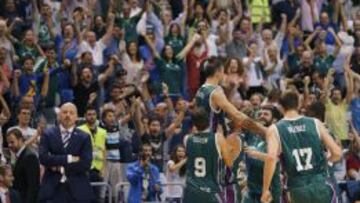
[212,89,267,136]
[316,119,342,162]
[261,125,280,203]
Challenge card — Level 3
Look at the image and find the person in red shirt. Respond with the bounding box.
[346,132,360,180]
[185,34,208,99]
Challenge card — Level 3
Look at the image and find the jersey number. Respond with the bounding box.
[194,157,206,177]
[292,148,313,171]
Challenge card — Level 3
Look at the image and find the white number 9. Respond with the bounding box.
[194,157,206,177]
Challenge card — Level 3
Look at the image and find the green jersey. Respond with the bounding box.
[195,84,226,132]
[275,116,328,188]
[243,134,281,202]
[185,132,221,193]
[154,57,183,95]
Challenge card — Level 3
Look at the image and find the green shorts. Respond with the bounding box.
[289,182,334,203]
[182,186,223,203]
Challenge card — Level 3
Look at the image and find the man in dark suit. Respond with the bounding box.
[6,128,40,203]
[0,164,21,203]
[39,102,94,203]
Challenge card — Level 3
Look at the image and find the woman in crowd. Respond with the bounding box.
[165,145,187,203]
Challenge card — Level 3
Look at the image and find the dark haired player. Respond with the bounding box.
[262,91,342,203]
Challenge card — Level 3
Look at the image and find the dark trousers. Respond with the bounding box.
[89,169,103,203]
[41,183,91,203]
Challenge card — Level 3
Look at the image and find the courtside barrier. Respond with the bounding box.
[91,182,113,203]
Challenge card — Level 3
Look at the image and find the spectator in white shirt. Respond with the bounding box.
[165,145,186,203]
[264,44,284,90]
[244,42,266,97]
[78,13,115,66]
[7,106,36,145]
[257,14,287,60]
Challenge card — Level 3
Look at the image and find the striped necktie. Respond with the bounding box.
[63,131,71,148]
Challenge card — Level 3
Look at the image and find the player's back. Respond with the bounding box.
[195,84,218,114]
[184,131,222,203]
[275,116,335,203]
[195,84,225,132]
[185,132,220,192]
[275,116,328,188]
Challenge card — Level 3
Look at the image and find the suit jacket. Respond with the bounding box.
[13,147,40,203]
[0,189,22,203]
[38,126,94,201]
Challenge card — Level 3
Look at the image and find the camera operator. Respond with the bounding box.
[126,143,161,203]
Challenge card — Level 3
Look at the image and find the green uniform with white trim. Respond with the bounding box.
[241,134,281,203]
[183,132,223,203]
[275,116,333,203]
[195,84,226,133]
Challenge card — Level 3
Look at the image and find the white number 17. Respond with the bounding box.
[292,148,313,172]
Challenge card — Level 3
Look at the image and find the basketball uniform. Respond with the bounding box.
[275,116,335,203]
[183,132,223,202]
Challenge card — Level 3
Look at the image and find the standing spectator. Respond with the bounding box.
[198,19,223,57]
[223,58,245,108]
[7,128,40,203]
[115,2,146,44]
[144,33,200,96]
[314,12,337,46]
[304,27,342,75]
[323,57,354,146]
[78,106,107,203]
[185,32,208,98]
[209,1,243,57]
[38,103,94,203]
[7,106,36,144]
[226,28,248,60]
[14,29,44,62]
[55,22,80,63]
[186,2,207,38]
[243,41,266,97]
[0,165,21,203]
[33,2,57,46]
[264,44,283,90]
[141,102,186,173]
[165,145,186,203]
[77,13,115,67]
[71,57,116,117]
[126,143,161,203]
[33,44,60,125]
[99,108,125,200]
[286,27,304,78]
[119,40,144,86]
[165,23,186,55]
[11,56,50,102]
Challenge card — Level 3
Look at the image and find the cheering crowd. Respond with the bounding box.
[0,0,359,202]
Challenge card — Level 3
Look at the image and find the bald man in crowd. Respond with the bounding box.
[38,103,94,203]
